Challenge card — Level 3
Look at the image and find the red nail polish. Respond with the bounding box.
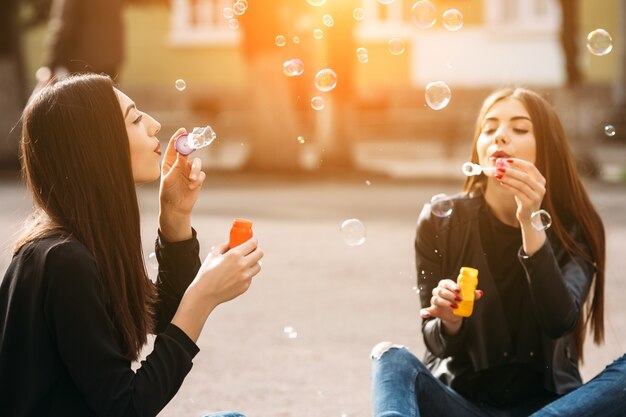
[507,159,514,163]
[495,174,503,180]
[455,296,462,302]
[497,167,506,173]
[450,303,458,309]
[478,290,484,297]
[454,288,461,294]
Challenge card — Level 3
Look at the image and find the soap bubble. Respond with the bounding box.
[283,58,305,77]
[223,7,234,19]
[228,18,239,30]
[430,194,453,218]
[311,96,325,110]
[378,0,395,4]
[297,136,306,144]
[442,9,464,31]
[175,79,186,91]
[412,0,437,29]
[233,1,246,15]
[356,47,369,63]
[307,0,326,6]
[292,36,300,44]
[314,68,338,92]
[188,126,217,149]
[323,14,335,27]
[353,8,365,21]
[531,209,552,231]
[604,125,616,137]
[341,218,366,246]
[275,35,286,47]
[587,29,613,56]
[388,38,406,55]
[425,81,451,110]
[147,252,158,270]
[313,29,324,39]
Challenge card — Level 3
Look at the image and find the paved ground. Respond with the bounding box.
[1,171,625,417]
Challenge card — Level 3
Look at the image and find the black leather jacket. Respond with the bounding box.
[415,192,594,395]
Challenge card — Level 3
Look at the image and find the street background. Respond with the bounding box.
[1,167,625,417]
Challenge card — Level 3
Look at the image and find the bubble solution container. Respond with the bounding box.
[174,126,216,155]
[453,267,479,317]
[229,218,253,249]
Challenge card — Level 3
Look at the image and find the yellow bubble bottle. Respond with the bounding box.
[454,267,479,317]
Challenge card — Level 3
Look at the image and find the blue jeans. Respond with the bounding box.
[202,412,246,417]
[530,353,626,417]
[370,343,555,417]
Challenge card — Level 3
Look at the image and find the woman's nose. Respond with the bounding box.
[494,127,508,145]
[148,115,161,137]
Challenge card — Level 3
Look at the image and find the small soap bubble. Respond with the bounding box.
[365,180,372,186]
[462,162,481,176]
[297,136,306,144]
[275,35,287,47]
[587,29,613,56]
[442,9,464,31]
[283,58,305,77]
[313,29,324,39]
[187,126,217,149]
[175,79,186,91]
[323,14,335,27]
[233,1,247,15]
[341,218,366,246]
[353,8,365,21]
[311,96,325,110]
[292,36,301,44]
[604,125,616,137]
[228,18,240,30]
[388,38,406,55]
[412,0,437,29]
[377,0,394,4]
[425,81,451,110]
[147,252,158,270]
[314,68,338,92]
[307,0,326,6]
[430,194,453,218]
[223,7,234,19]
[530,209,552,231]
[356,47,369,63]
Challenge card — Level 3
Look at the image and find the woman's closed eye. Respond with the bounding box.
[133,114,143,124]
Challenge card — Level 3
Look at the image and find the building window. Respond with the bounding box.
[169,0,241,46]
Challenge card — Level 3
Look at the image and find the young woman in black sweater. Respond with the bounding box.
[0,74,262,416]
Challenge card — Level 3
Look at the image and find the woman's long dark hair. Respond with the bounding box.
[463,88,605,363]
[17,74,155,361]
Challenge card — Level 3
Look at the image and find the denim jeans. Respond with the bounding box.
[202,412,246,417]
[370,343,556,417]
[530,353,626,417]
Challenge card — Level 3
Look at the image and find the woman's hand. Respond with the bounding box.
[420,279,483,336]
[496,158,547,255]
[159,128,206,241]
[172,238,264,342]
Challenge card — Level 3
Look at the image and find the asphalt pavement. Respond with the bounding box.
[1,169,624,417]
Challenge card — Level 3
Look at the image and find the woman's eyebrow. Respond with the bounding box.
[124,103,136,119]
[483,115,532,123]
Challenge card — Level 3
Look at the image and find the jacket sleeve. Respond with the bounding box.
[415,203,469,358]
[44,0,81,70]
[153,228,202,334]
[519,228,595,338]
[43,242,199,417]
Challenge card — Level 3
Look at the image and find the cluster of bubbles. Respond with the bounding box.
[425,81,452,110]
[283,325,298,339]
[222,0,248,30]
[174,126,217,155]
[341,218,366,246]
[587,29,613,56]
